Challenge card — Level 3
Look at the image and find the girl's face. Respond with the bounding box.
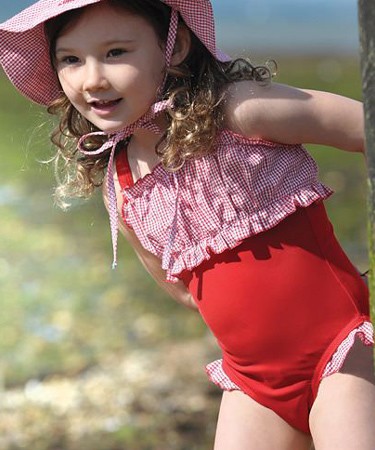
[55,2,166,133]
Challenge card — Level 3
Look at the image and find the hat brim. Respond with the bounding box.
[0,0,230,106]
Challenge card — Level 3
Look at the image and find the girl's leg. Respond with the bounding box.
[213,390,312,450]
[309,337,375,450]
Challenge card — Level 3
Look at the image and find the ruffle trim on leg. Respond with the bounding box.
[206,322,374,391]
[205,359,241,391]
[322,321,374,378]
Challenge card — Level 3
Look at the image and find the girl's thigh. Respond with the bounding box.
[213,390,312,450]
[309,337,375,450]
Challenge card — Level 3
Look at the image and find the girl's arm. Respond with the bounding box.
[118,219,198,311]
[224,81,365,153]
[103,180,198,311]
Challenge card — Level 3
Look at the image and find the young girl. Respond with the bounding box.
[1,0,374,448]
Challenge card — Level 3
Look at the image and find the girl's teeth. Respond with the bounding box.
[94,99,120,107]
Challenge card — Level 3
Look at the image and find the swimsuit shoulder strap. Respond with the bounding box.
[115,143,134,190]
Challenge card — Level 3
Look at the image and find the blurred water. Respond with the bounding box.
[218,21,359,55]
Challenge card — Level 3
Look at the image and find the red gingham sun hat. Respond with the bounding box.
[0,0,229,106]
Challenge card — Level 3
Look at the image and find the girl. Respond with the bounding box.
[1,1,374,448]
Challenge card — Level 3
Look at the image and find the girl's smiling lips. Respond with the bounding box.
[89,98,123,115]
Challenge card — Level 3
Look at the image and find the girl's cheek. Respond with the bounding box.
[57,72,70,91]
[58,67,80,84]
[58,74,80,99]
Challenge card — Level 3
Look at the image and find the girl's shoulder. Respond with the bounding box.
[221,80,311,141]
[221,80,364,152]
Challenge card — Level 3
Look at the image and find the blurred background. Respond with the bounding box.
[0,1,367,449]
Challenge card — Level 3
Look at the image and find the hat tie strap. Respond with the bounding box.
[78,99,172,269]
[165,9,179,68]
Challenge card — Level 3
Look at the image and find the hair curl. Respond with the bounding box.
[45,0,276,208]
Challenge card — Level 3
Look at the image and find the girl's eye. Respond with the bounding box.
[59,55,80,65]
[108,48,126,58]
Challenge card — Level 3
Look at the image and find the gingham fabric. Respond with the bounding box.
[0,0,229,106]
[119,129,333,282]
[206,321,375,393]
[321,320,374,377]
[205,359,241,391]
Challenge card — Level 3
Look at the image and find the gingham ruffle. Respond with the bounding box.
[206,359,240,391]
[206,322,375,392]
[322,321,374,377]
[120,129,333,282]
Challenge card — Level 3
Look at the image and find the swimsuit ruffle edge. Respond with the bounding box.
[164,184,333,282]
[206,321,374,392]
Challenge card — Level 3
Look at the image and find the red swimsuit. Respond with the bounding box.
[181,202,370,433]
[116,133,373,434]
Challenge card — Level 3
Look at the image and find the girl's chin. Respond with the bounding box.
[94,123,130,134]
[91,117,144,133]
[90,112,157,134]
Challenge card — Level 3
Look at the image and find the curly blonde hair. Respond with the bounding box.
[45,0,276,208]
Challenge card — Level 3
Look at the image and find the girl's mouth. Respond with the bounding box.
[91,98,122,112]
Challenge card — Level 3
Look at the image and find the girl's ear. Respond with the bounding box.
[171,24,191,66]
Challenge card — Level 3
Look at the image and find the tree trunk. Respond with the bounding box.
[358,0,375,341]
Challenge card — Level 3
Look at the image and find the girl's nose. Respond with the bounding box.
[82,59,110,92]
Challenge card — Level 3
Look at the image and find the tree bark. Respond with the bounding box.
[358,0,375,337]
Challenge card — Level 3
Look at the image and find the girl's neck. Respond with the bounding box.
[126,116,167,182]
[130,111,168,149]
[127,135,161,183]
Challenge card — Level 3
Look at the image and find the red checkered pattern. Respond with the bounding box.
[322,321,374,378]
[118,129,333,282]
[165,10,179,68]
[205,359,240,391]
[0,0,229,106]
[163,0,221,59]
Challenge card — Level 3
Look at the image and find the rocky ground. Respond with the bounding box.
[0,337,223,450]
